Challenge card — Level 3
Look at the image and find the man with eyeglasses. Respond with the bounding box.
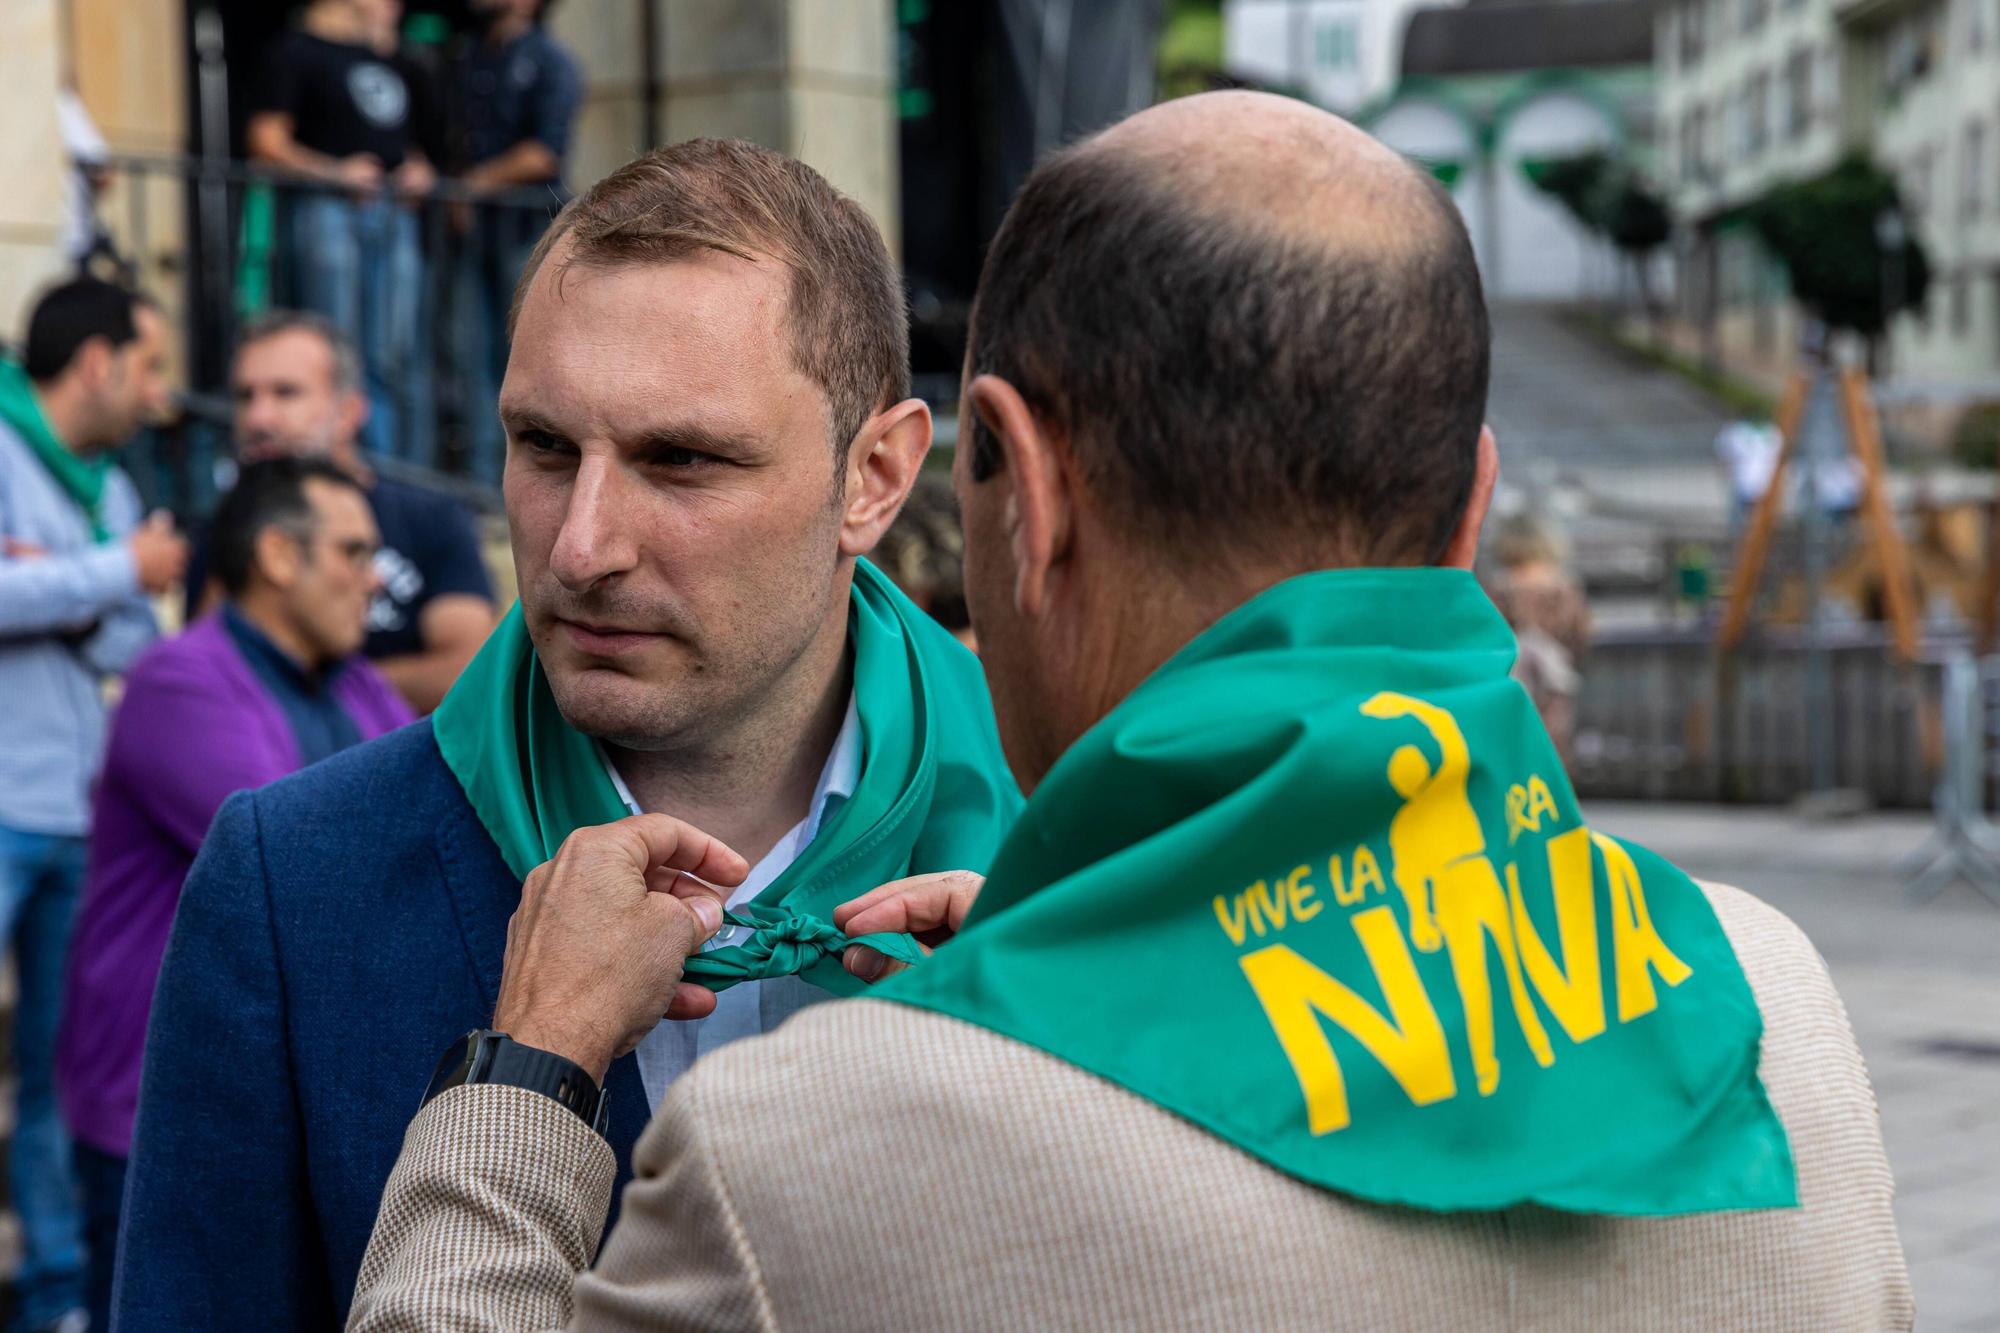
[56,457,411,1329]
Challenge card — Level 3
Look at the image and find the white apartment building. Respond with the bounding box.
[1656,0,2000,407]
[1366,0,1656,302]
[1852,0,2000,391]
[1224,0,1462,114]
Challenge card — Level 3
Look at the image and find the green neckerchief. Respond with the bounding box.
[0,359,111,542]
[433,558,1024,994]
[879,568,1797,1216]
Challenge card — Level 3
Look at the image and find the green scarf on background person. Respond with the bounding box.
[879,567,1798,1216]
[433,557,1023,994]
[0,358,111,542]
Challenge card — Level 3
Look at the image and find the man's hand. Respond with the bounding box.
[128,511,188,594]
[3,537,47,559]
[493,816,749,1082]
[392,156,437,202]
[834,871,984,983]
[337,153,385,194]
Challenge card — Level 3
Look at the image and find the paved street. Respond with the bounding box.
[1595,802,2000,1332]
[1485,305,1741,616]
[1488,305,1734,477]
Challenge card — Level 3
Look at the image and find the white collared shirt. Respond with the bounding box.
[603,697,862,1110]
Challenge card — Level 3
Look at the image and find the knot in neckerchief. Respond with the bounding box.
[681,906,926,987]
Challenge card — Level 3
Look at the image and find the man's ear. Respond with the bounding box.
[254,524,303,591]
[838,398,931,557]
[964,373,1072,619]
[1438,426,1499,570]
[74,336,114,392]
[340,389,371,445]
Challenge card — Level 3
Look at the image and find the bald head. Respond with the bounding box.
[1092,91,1445,246]
[965,90,1489,568]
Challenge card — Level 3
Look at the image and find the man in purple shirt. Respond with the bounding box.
[55,457,412,1329]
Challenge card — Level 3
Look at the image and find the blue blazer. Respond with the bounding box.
[115,721,657,1330]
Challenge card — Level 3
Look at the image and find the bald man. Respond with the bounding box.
[350,97,1909,1330]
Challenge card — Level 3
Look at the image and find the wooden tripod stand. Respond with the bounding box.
[1718,362,1919,662]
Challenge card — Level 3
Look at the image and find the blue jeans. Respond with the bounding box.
[0,827,86,1330]
[451,228,537,486]
[290,194,428,466]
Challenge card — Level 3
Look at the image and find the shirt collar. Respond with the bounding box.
[601,693,861,836]
[807,694,863,835]
[222,603,341,696]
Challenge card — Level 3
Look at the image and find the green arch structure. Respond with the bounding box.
[1361,67,1633,188]
[1490,68,1630,155]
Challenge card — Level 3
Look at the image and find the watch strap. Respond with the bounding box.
[423,1030,611,1137]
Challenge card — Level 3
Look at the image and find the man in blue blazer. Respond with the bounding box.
[116,140,1019,1328]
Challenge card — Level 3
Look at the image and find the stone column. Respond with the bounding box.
[550,0,899,250]
[0,0,70,335]
[67,0,189,339]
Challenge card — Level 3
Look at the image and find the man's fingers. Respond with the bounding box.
[664,981,716,1021]
[834,872,984,984]
[641,880,724,950]
[646,866,731,947]
[559,815,747,894]
[842,942,922,984]
[834,871,983,938]
[620,813,750,888]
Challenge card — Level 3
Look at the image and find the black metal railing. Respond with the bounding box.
[85,153,560,518]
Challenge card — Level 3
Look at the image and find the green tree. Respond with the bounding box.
[1524,150,1672,312]
[1158,0,1227,101]
[1744,153,1930,336]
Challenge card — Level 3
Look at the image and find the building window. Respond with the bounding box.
[1784,49,1812,140]
[1884,7,1944,103]
[1684,104,1712,183]
[1742,0,1768,34]
[1992,269,2000,361]
[1681,0,1706,66]
[1745,70,1771,157]
[1905,147,1936,221]
[1970,0,1991,51]
[1967,122,1989,218]
[1951,271,1971,339]
[1314,19,1359,74]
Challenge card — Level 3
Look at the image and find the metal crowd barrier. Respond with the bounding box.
[1902,651,2000,904]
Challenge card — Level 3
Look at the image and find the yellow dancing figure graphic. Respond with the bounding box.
[1360,692,1555,1094]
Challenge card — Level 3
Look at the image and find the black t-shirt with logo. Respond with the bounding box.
[356,475,493,659]
[254,30,420,168]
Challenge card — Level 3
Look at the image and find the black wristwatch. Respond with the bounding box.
[422,1030,611,1137]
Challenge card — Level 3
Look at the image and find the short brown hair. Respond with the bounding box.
[512,138,909,452]
[236,309,362,396]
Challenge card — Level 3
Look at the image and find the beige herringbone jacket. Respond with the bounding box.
[349,883,1912,1331]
